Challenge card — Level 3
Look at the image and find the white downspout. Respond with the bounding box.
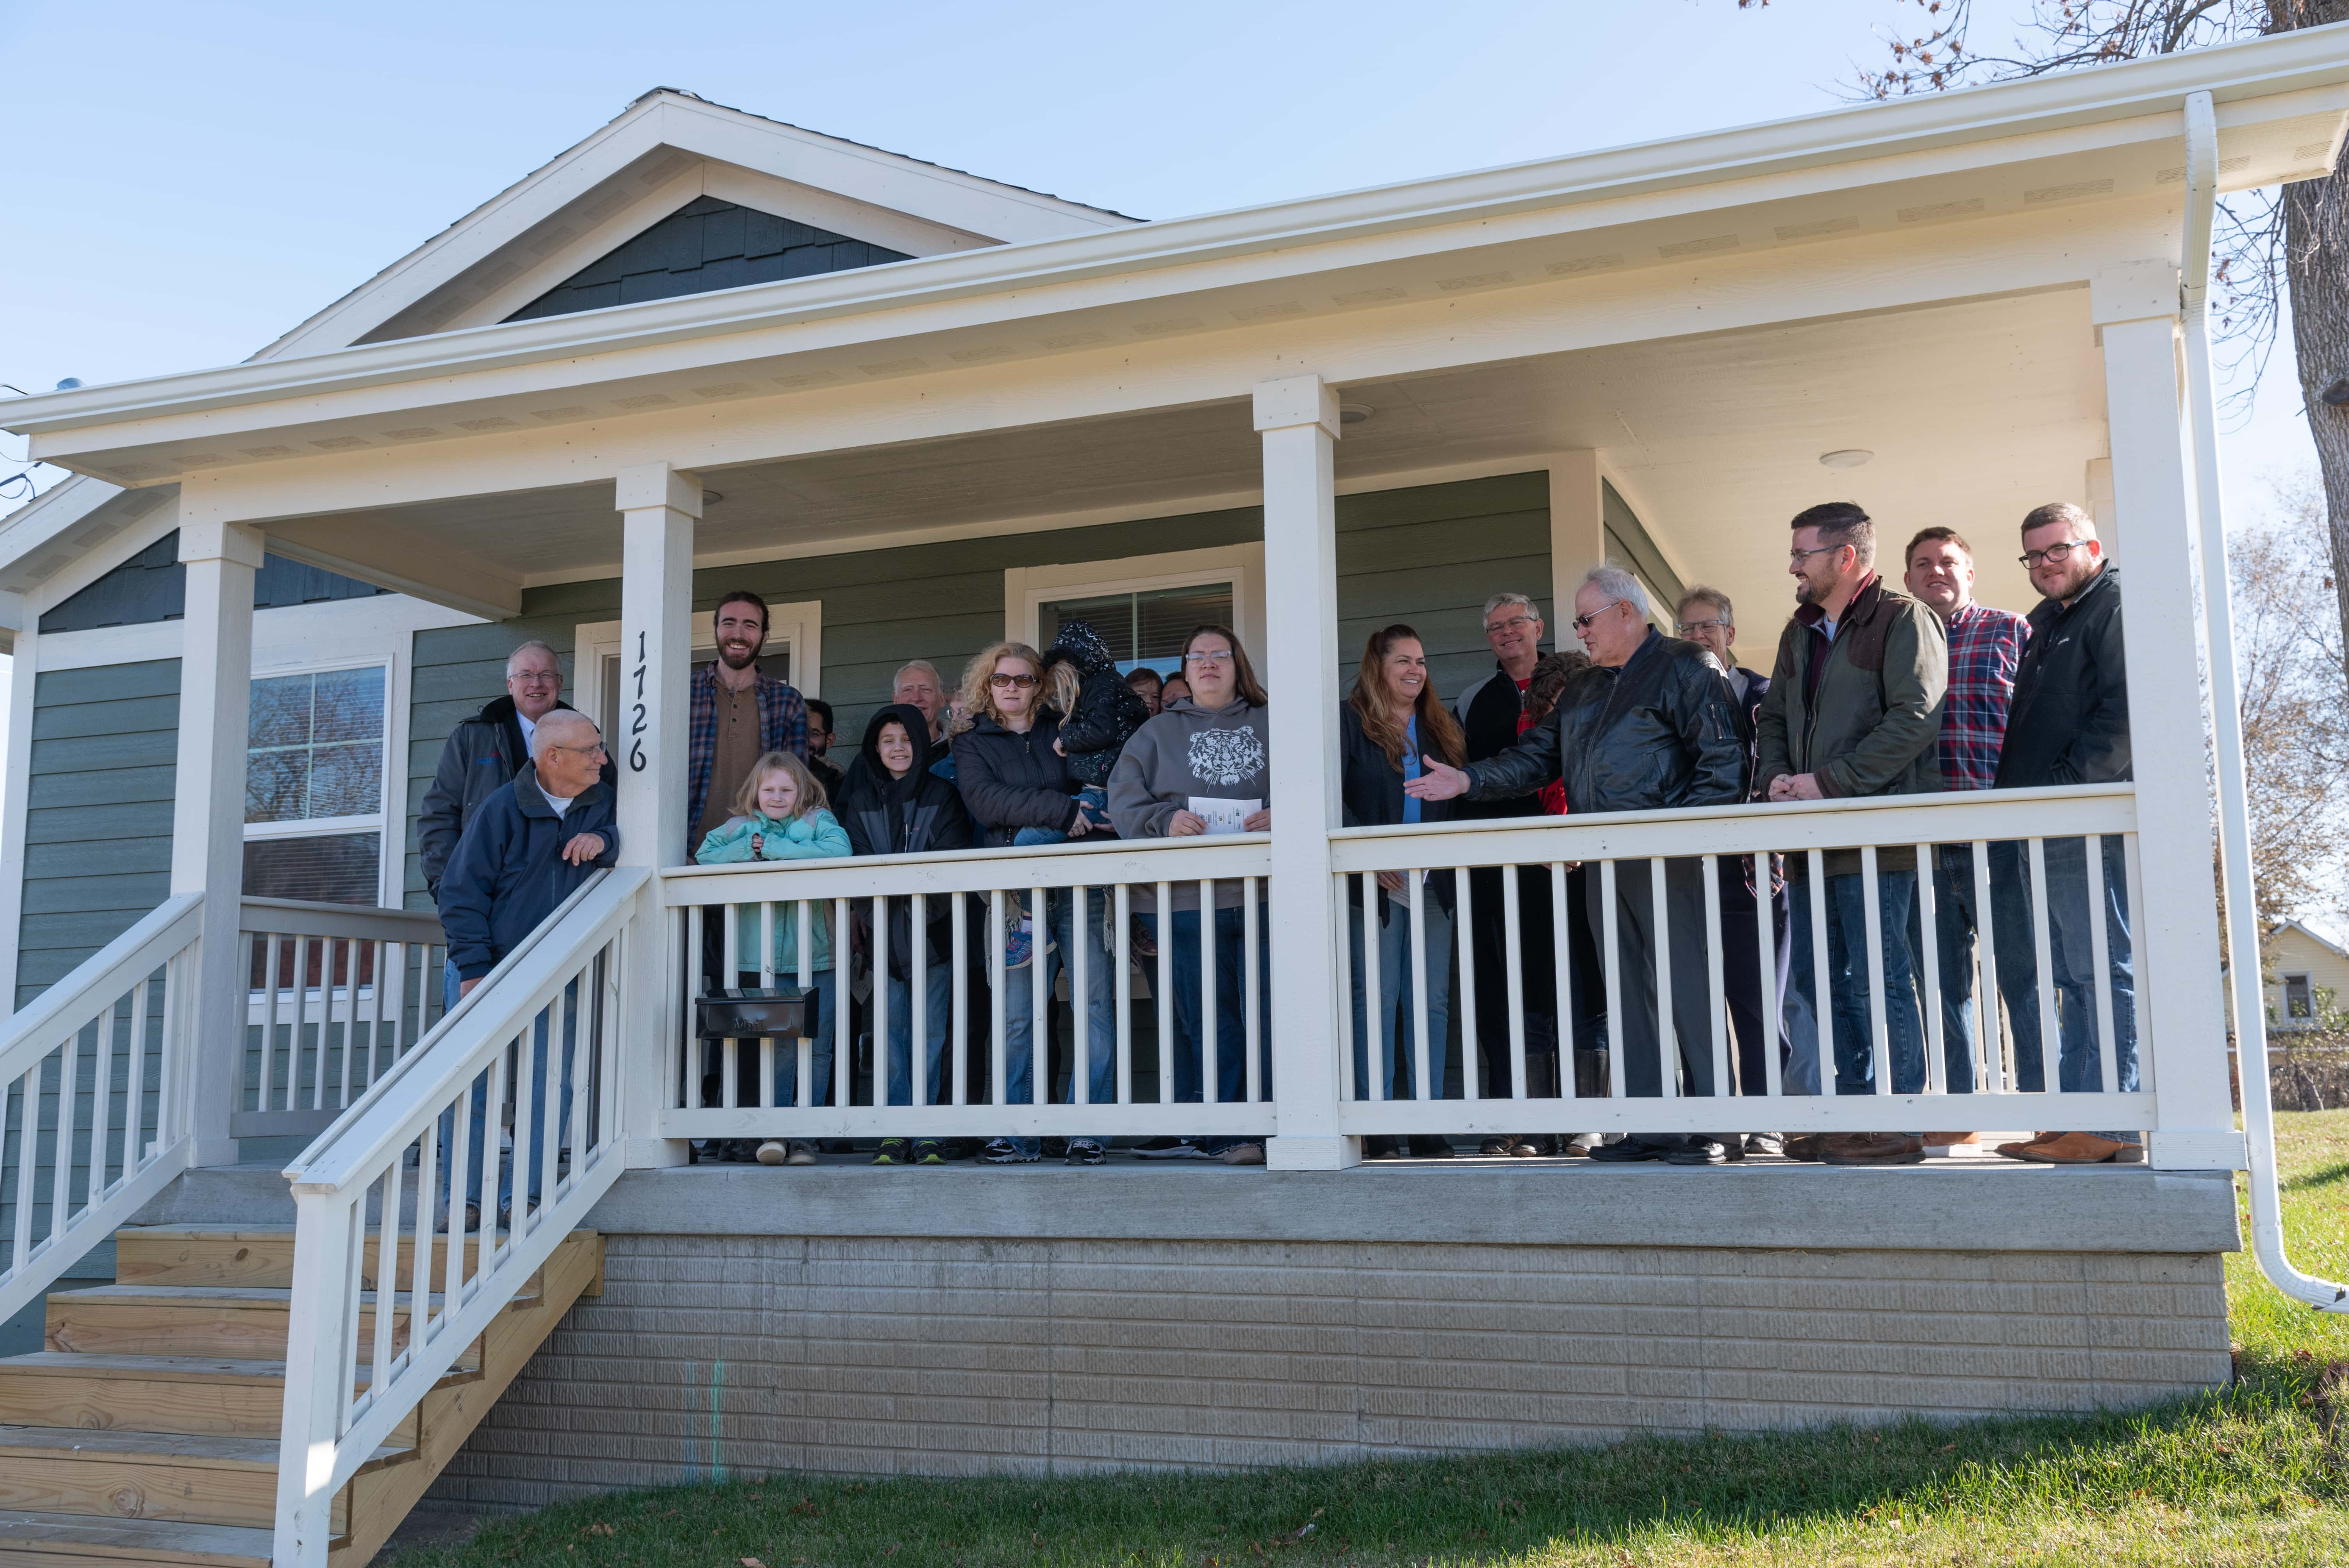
[2178,88,2349,1313]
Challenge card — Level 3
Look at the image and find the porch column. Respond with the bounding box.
[613,462,700,1169]
[2091,260,2239,1170]
[1255,375,1355,1170]
[171,513,265,1167]
[1547,450,1605,649]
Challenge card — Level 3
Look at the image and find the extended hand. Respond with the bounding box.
[1769,773,1825,802]
[1403,757,1470,802]
[459,976,481,998]
[1241,807,1270,832]
[1167,810,1207,837]
[561,832,606,865]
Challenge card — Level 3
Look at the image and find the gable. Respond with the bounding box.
[504,195,910,323]
[37,528,388,634]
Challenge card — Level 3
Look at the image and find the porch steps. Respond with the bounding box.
[0,1224,602,1566]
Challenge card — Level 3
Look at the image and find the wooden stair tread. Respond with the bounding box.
[0,1509,271,1565]
[0,1352,482,1390]
[0,1425,413,1472]
[52,1285,474,1309]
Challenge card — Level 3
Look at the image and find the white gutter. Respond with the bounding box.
[2180,88,2348,1312]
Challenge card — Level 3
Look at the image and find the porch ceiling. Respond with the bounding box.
[269,285,2099,641]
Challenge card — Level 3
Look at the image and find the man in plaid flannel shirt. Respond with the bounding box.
[685,589,808,859]
[1903,527,2030,1113]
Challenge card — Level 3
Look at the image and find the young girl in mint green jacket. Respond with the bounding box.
[695,750,850,1164]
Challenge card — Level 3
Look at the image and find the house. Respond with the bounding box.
[0,32,2345,1565]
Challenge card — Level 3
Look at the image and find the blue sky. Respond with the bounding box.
[0,0,2323,738]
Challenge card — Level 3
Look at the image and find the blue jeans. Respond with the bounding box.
[883,962,954,1108]
[1010,788,1107,850]
[1783,868,1927,1098]
[1001,886,1116,1156]
[437,966,575,1217]
[1348,894,1453,1099]
[1908,846,1985,1094]
[1988,836,2139,1138]
[1141,903,1271,1151]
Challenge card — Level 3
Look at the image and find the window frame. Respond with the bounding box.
[242,650,403,907]
[2281,971,2316,1025]
[576,600,822,748]
[1004,545,1267,665]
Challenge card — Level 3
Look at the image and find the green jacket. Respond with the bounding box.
[694,808,851,974]
[1755,574,1946,875]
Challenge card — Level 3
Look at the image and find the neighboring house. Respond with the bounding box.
[2260,919,2349,1031]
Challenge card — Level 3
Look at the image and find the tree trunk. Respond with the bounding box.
[2277,2,2349,689]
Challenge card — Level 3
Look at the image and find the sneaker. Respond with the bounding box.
[1587,1139,1669,1164]
[1664,1139,1736,1166]
[1560,1133,1601,1158]
[1406,1136,1456,1158]
[872,1138,907,1165]
[1065,1139,1107,1166]
[1131,1137,1204,1160]
[756,1139,788,1166]
[785,1140,818,1166]
[981,1138,1039,1164]
[435,1201,481,1234]
[1781,1134,1830,1162]
[2012,1131,2144,1165]
[1477,1136,1516,1157]
[1004,914,1034,969]
[1743,1133,1786,1159]
[1216,1142,1265,1165]
[911,1138,946,1165]
[1821,1132,1926,1166]
[1130,921,1158,960]
[1509,1136,1550,1158]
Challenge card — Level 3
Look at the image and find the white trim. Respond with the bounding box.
[0,627,36,1013]
[1003,545,1266,667]
[242,657,401,907]
[34,593,482,673]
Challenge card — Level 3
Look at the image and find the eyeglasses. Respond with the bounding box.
[1675,618,1730,636]
[1788,544,1841,565]
[1184,649,1235,666]
[510,671,558,684]
[1483,615,1538,636]
[2019,539,2091,568]
[1570,601,1625,633]
[988,672,1039,689]
[546,741,608,758]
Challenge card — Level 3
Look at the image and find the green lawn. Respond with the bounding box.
[389,1115,2349,1568]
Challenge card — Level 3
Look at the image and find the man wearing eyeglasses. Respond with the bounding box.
[1755,502,1947,1166]
[419,640,611,900]
[1988,504,2139,1165]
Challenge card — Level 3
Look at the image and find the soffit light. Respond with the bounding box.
[1339,404,1375,425]
[1818,449,1873,469]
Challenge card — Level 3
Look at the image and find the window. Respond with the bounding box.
[2284,973,2315,1021]
[1039,583,1236,676]
[244,665,388,906]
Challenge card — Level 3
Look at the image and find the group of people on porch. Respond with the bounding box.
[415,493,2132,1209]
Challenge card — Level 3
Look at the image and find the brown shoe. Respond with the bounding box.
[2016,1131,2143,1165]
[1923,1131,1981,1147]
[1782,1133,1830,1162]
[1821,1132,1925,1166]
[1993,1131,2063,1161]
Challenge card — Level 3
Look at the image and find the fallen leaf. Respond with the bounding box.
[743,1559,769,1568]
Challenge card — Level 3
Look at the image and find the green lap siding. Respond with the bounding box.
[15,660,179,1010]
[401,472,1554,905]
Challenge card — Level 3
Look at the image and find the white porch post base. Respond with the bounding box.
[1255,376,1357,1172]
[2092,262,2235,1170]
[613,463,700,1170]
[171,510,264,1167]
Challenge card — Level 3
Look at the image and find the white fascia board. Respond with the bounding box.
[34,592,485,673]
[13,25,2348,459]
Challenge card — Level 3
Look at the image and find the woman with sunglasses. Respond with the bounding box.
[950,641,1117,1164]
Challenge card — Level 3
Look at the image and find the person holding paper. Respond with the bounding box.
[1106,625,1273,1164]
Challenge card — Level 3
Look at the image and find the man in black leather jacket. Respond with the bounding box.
[1410,567,1750,1162]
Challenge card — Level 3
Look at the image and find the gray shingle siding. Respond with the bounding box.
[504,196,913,324]
[16,660,179,1009]
[36,531,387,634]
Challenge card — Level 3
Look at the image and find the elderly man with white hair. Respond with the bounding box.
[1409,566,1751,1164]
[434,709,618,1228]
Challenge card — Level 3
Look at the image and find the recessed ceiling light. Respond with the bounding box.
[702,490,725,505]
[1339,403,1375,425]
[1818,449,1873,469]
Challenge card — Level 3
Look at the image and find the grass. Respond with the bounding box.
[387,1115,2349,1568]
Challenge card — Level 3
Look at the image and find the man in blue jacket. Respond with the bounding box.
[436,710,618,1227]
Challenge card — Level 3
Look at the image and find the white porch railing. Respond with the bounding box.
[236,898,448,1139]
[1330,784,2149,1136]
[271,869,642,1567]
[659,834,1274,1142]
[0,892,203,1325]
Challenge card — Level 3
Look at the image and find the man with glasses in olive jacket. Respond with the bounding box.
[1408,565,1750,1164]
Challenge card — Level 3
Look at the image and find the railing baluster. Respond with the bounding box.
[538,984,568,1225]
[1915,843,1944,1094]
[1551,862,1576,1101]
[1244,876,1263,1105]
[12,1062,38,1267]
[758,903,776,1114]
[987,891,1006,1111]
[262,933,284,1116]
[1029,885,1047,1109]
[1358,873,1381,1102]
[291,937,314,1114]
[833,898,852,1109]
[1451,866,1473,1103]
[370,1153,403,1404]
[1600,860,1624,1099]
[1199,879,1217,1111]
[797,901,814,1113]
[1651,858,1676,1099]
[2086,835,2117,1095]
[1335,874,1357,1104]
[1502,866,1527,1105]
[1153,883,1172,1106]
[1754,853,1782,1100]
[914,893,932,1108]
[411,1116,438,1357]
[339,1177,369,1434]
[126,968,153,1167]
[1412,871,1434,1103]
[1114,883,1132,1107]
[1859,846,1891,1098]
[2123,833,2152,1090]
[2027,836,2058,1094]
[331,939,355,1113]
[86,999,117,1204]
[1972,839,2004,1093]
[50,1023,80,1241]
[1807,852,1830,1097]
[444,1065,474,1293]
[1073,886,1092,1108]
[1702,854,1728,1103]
[952,893,971,1108]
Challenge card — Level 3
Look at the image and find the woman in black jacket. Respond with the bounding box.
[836,704,971,1160]
[950,642,1117,1165]
[1341,625,1465,1158]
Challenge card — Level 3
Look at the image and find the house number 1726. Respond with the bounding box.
[627,630,649,772]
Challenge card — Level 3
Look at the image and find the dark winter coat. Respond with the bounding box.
[1468,628,1749,817]
[952,711,1086,847]
[835,704,973,979]
[1995,565,2130,789]
[1338,704,1456,915]
[417,695,611,893]
[1451,663,1548,822]
[1042,620,1151,786]
[438,768,619,982]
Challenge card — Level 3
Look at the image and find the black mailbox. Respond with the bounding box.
[695,986,813,1040]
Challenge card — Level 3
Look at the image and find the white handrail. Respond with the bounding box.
[273,866,646,1566]
[2181,89,2346,1310]
[0,892,204,1326]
